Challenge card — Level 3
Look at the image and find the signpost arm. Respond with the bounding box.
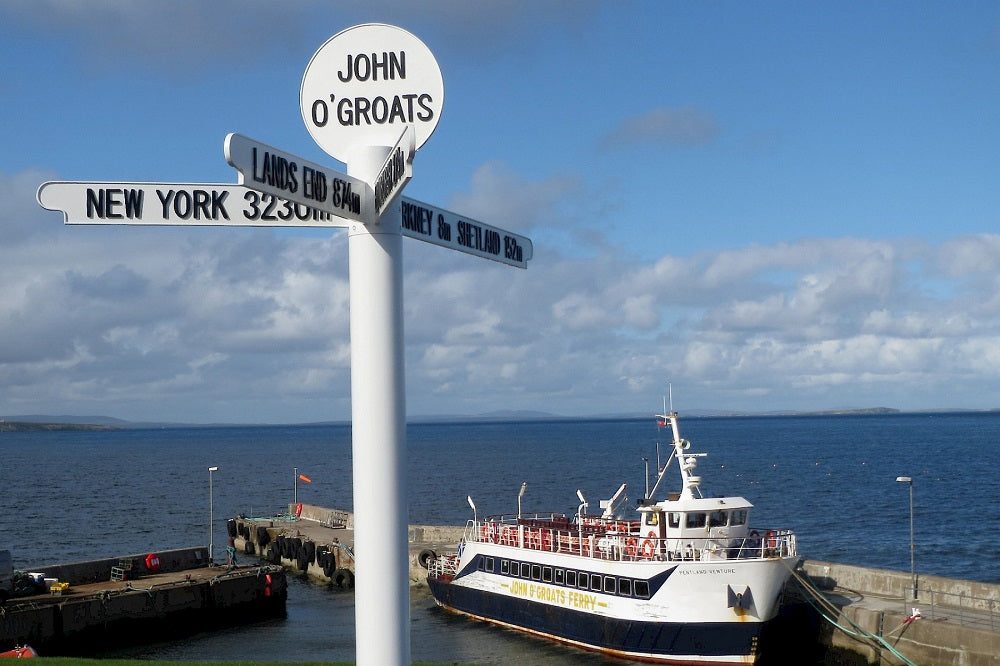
[347,146,410,666]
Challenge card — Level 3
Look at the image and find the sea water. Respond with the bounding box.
[2,412,996,662]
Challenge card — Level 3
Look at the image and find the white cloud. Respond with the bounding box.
[602,107,720,149]
[6,167,1000,421]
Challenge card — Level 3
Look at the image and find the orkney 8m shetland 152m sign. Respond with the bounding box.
[300,23,443,164]
[400,196,532,269]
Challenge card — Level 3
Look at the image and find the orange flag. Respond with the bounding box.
[298,474,312,483]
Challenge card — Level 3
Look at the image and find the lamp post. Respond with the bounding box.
[209,466,219,564]
[896,476,916,599]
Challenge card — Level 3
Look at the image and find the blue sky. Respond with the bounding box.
[2,1,1000,422]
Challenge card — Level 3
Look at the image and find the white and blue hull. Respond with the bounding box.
[429,540,795,664]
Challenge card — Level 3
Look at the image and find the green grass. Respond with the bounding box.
[13,640,475,665]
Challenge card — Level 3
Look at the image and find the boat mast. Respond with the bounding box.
[649,391,704,501]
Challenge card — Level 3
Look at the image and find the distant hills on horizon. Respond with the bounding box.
[3,406,1000,431]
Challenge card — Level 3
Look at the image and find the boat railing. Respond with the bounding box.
[470,516,796,563]
[427,552,460,581]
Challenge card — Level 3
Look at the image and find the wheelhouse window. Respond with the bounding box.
[686,512,706,528]
[730,509,748,526]
[668,512,681,528]
[708,510,727,527]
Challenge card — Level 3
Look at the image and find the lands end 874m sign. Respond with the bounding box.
[300,23,444,162]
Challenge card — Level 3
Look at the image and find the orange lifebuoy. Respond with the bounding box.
[145,552,161,571]
[500,526,512,545]
[766,530,777,549]
[626,537,638,558]
[541,530,552,551]
[641,530,657,558]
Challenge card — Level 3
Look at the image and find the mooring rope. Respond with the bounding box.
[783,560,918,666]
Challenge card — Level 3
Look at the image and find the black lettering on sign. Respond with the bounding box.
[400,201,432,236]
[155,189,230,220]
[86,188,144,219]
[251,147,299,194]
[302,166,328,203]
[331,179,361,215]
[484,229,500,255]
[436,214,451,241]
[457,221,503,256]
[242,190,332,222]
[338,51,406,82]
[335,94,436,127]
[374,146,405,213]
[504,235,524,263]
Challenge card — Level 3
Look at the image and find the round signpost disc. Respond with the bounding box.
[301,23,444,162]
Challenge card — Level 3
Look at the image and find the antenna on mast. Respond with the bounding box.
[668,383,673,413]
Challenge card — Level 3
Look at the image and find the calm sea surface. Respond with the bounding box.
[2,412,997,662]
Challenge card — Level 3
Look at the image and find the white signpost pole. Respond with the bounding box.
[347,147,408,665]
[301,24,444,666]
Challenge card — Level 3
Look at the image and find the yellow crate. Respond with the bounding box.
[49,582,70,595]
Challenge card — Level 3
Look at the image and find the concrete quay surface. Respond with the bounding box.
[0,546,287,655]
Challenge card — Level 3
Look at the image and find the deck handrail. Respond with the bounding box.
[467,517,796,562]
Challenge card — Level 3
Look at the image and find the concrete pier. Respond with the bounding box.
[230,504,464,587]
[795,560,1000,665]
[0,547,286,655]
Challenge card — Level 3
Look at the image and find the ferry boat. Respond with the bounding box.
[426,408,799,664]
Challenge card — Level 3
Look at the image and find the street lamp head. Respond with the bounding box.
[896,476,912,483]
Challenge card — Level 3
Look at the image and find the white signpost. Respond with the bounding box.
[37,23,530,666]
[300,24,447,666]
